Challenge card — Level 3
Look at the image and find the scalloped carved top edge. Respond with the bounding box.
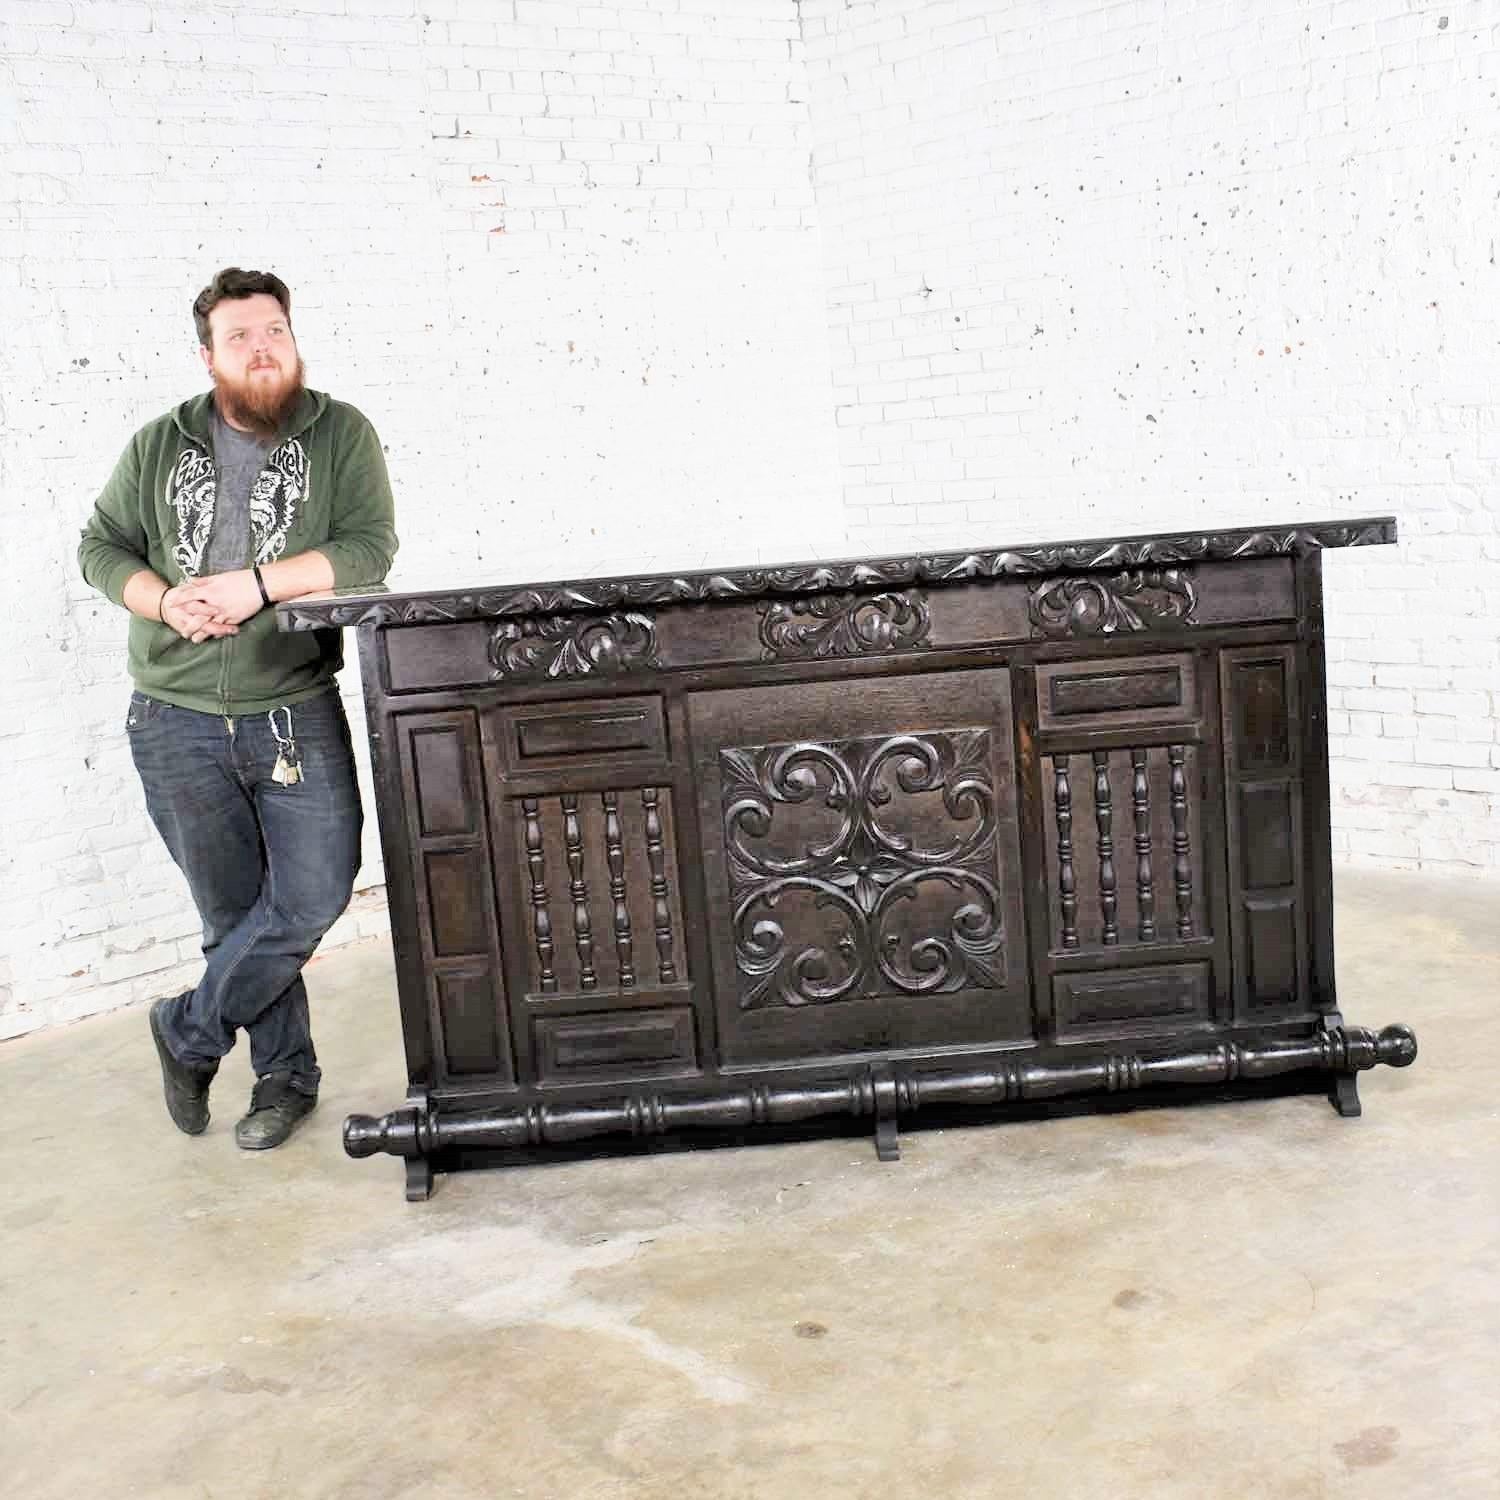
[276,516,1396,631]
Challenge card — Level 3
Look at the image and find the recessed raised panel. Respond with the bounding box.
[534,1006,697,1082]
[426,850,488,958]
[1231,657,1293,772]
[436,968,504,1077]
[1245,896,1300,1009]
[1052,666,1182,717]
[1240,783,1295,889]
[517,707,657,760]
[1037,652,1196,734]
[498,695,667,773]
[411,726,475,838]
[1054,961,1212,1040]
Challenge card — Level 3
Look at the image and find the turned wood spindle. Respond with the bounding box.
[561,793,597,989]
[1053,755,1078,949]
[522,797,556,993]
[602,790,635,988]
[642,786,678,982]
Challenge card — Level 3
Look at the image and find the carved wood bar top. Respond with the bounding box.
[276,515,1414,1200]
[277,516,1396,630]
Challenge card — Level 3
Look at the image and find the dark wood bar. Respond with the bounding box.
[279,517,1417,1199]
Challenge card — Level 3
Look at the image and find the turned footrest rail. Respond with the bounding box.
[345,1023,1417,1172]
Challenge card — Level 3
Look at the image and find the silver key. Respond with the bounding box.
[268,706,303,786]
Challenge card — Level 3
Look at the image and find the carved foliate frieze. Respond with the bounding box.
[1029,568,1198,638]
[757,590,932,661]
[278,517,1395,629]
[487,612,659,680]
[721,731,1005,1010]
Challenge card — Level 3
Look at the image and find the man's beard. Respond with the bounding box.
[212,356,307,436]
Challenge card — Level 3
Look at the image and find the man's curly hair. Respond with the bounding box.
[192,267,292,348]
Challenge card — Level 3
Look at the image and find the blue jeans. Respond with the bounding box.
[127,686,363,1094]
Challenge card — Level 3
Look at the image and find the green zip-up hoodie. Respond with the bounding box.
[78,388,398,716]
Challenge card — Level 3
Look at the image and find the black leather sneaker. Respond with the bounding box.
[234,1074,318,1151]
[149,997,217,1135]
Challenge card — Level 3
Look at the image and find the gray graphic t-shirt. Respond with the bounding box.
[204,408,276,574]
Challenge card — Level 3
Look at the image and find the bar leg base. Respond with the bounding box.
[405,1156,435,1201]
[1328,1072,1362,1118]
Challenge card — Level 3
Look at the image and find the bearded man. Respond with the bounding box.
[78,267,398,1151]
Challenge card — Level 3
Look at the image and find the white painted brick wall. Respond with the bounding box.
[0,0,839,1040]
[4,0,1495,1041]
[799,0,1500,880]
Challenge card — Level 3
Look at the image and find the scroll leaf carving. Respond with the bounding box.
[721,731,1004,1010]
[757,591,932,661]
[487,612,659,680]
[1029,568,1198,638]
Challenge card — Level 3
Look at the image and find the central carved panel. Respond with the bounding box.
[720,731,1005,1010]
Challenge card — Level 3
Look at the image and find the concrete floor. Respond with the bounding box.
[1,867,1495,1500]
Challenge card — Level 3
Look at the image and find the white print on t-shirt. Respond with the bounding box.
[166,446,217,577]
[166,438,308,578]
[251,440,308,565]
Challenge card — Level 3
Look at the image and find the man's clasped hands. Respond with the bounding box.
[160,568,266,644]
